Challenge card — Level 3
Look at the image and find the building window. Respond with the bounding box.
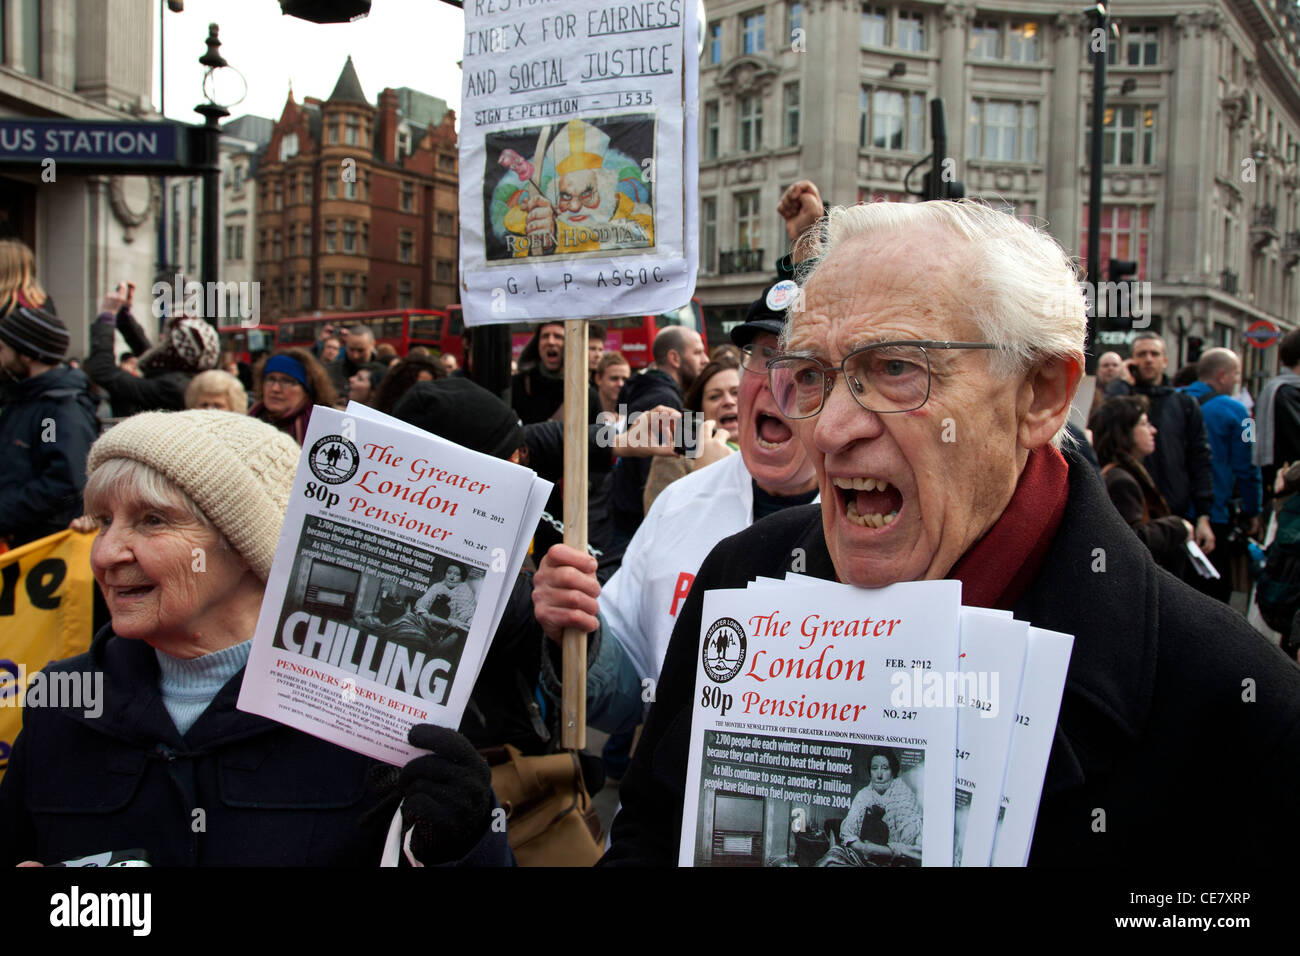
[286,276,295,309]
[361,222,369,255]
[344,178,358,200]
[328,122,338,145]
[323,273,335,308]
[399,229,415,263]
[1086,105,1156,166]
[363,170,372,200]
[860,88,926,152]
[274,182,283,211]
[346,116,359,146]
[861,4,887,46]
[1008,22,1040,62]
[784,83,800,147]
[738,94,763,153]
[702,197,717,273]
[896,11,925,51]
[437,211,455,235]
[401,181,416,212]
[19,0,41,76]
[272,230,282,260]
[287,174,297,203]
[258,229,266,263]
[343,220,357,253]
[325,220,337,253]
[231,164,245,191]
[736,191,762,250]
[968,99,1038,162]
[787,3,803,46]
[435,260,454,283]
[233,225,245,260]
[301,173,312,203]
[301,228,311,256]
[398,279,414,309]
[743,11,765,54]
[970,20,999,59]
[1080,204,1151,279]
[707,21,722,63]
[302,275,311,306]
[1114,25,1158,66]
[342,274,356,309]
[398,126,412,157]
[286,224,297,257]
[225,226,235,260]
[704,101,720,160]
[439,154,456,173]
[327,178,338,200]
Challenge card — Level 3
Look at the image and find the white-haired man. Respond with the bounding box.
[593,201,1300,866]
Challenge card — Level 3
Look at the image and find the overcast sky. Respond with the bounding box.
[152,0,465,128]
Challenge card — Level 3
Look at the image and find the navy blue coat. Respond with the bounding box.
[0,365,99,547]
[0,629,513,867]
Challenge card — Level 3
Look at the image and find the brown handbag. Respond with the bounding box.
[481,744,604,867]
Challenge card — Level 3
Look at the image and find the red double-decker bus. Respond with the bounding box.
[508,299,706,369]
[274,309,464,363]
[216,324,277,364]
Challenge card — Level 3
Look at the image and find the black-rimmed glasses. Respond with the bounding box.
[739,342,779,373]
[767,341,999,418]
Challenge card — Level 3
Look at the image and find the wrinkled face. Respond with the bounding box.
[555,169,600,220]
[676,331,709,390]
[346,333,373,366]
[870,754,894,793]
[596,362,630,409]
[1096,352,1122,385]
[195,392,232,412]
[538,324,565,372]
[321,338,341,363]
[588,338,604,371]
[1131,338,1166,386]
[263,372,308,418]
[787,231,1029,588]
[737,333,816,495]
[444,565,463,585]
[700,368,740,434]
[1132,413,1157,457]
[348,368,373,403]
[89,492,252,650]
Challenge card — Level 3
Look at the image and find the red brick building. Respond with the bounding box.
[255,57,459,319]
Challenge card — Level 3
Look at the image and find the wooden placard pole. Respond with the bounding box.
[560,317,589,751]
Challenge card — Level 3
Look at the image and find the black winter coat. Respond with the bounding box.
[0,630,513,867]
[0,366,99,547]
[600,448,1300,866]
[1105,377,1214,518]
[1102,465,1190,574]
[84,311,190,416]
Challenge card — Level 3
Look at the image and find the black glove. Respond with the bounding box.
[391,724,494,865]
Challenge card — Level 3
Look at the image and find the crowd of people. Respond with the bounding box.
[1,180,1298,868]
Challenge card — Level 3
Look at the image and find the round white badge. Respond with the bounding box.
[765,279,799,312]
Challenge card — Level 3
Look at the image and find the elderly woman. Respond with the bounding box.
[0,411,507,867]
[185,368,248,412]
[249,348,337,444]
[595,200,1300,867]
[818,750,921,867]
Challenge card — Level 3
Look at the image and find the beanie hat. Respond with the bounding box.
[264,353,312,394]
[140,315,220,374]
[87,410,301,581]
[392,378,525,461]
[0,303,69,363]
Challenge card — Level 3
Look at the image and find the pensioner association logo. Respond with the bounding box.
[702,617,747,683]
[308,435,359,485]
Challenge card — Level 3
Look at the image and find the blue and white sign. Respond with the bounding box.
[0,120,187,166]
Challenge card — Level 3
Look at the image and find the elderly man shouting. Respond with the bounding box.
[599,201,1300,867]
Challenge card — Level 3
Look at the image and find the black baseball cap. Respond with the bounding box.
[730,278,801,348]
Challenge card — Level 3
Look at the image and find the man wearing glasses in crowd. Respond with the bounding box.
[554,198,1300,866]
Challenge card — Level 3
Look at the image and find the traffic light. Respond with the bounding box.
[1186,336,1204,364]
[1108,259,1137,281]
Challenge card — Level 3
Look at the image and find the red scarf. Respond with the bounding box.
[947,445,1070,610]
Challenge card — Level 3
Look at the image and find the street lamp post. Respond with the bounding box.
[1085,4,1117,373]
[194,24,230,323]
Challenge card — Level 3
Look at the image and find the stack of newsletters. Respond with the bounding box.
[681,576,1074,867]
[238,403,552,765]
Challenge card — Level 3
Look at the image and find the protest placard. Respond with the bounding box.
[458,0,699,324]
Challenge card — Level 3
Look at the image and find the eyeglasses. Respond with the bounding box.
[767,341,999,418]
[739,342,779,374]
[263,373,304,391]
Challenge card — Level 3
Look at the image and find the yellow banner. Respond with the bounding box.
[0,530,97,781]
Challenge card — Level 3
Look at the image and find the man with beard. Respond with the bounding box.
[608,325,709,541]
[0,303,99,547]
[510,321,603,425]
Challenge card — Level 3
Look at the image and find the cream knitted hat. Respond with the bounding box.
[87,410,301,581]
